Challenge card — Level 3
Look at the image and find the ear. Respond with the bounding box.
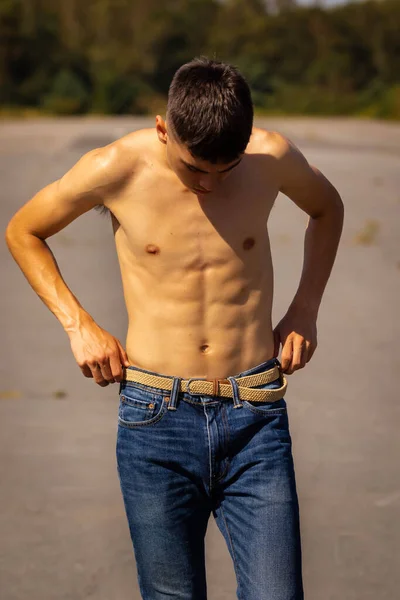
[155,115,167,144]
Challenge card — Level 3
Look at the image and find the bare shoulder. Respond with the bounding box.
[113,127,158,165]
[92,128,158,216]
[5,129,153,238]
[88,128,146,183]
[254,127,342,216]
[256,127,312,185]
[66,128,156,207]
[254,127,304,162]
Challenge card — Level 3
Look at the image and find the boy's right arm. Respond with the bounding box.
[5,143,132,387]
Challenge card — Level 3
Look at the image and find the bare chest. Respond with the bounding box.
[107,155,279,275]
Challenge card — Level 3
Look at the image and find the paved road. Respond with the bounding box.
[1,116,399,600]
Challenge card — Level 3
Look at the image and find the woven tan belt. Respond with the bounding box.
[122,364,287,403]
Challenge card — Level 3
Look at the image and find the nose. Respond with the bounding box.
[198,177,213,192]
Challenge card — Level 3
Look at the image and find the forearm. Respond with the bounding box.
[289,201,344,317]
[5,231,93,334]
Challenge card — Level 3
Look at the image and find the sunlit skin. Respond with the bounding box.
[157,115,244,195]
[5,113,343,386]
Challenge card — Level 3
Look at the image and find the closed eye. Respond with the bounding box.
[182,157,243,174]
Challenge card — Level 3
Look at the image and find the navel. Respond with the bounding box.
[145,243,160,255]
[243,237,255,250]
[199,344,210,354]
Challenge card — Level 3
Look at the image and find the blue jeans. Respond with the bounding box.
[116,357,304,599]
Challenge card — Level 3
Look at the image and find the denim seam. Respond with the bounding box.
[213,459,230,484]
[203,403,213,494]
[183,397,220,407]
[121,381,170,396]
[117,400,168,428]
[219,504,242,597]
[242,402,287,417]
[214,404,231,483]
[120,395,155,408]
[241,406,292,449]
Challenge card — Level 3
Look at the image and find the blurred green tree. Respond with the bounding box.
[0,0,398,119]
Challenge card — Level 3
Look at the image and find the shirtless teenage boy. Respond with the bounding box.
[6,57,344,599]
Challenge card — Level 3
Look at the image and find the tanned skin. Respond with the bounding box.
[5,117,344,387]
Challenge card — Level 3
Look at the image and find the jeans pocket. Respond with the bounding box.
[241,378,291,447]
[241,377,287,416]
[118,383,167,428]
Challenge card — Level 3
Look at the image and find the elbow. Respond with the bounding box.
[5,221,16,247]
[314,188,344,222]
[5,220,33,249]
[332,185,344,210]
[5,217,20,241]
[333,190,344,223]
[4,223,21,255]
[324,191,344,237]
[326,181,344,217]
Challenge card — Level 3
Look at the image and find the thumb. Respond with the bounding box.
[273,327,280,358]
[280,337,293,373]
[116,340,130,367]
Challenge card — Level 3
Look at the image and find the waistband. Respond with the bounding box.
[120,357,287,410]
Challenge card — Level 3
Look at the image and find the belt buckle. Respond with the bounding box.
[186,377,207,395]
[186,376,231,396]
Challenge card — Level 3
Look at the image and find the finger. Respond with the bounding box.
[116,340,130,367]
[98,380,110,387]
[98,357,115,383]
[291,339,307,371]
[89,362,109,386]
[280,337,293,373]
[80,364,93,378]
[109,352,123,382]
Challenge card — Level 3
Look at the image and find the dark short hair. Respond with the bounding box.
[167,56,253,164]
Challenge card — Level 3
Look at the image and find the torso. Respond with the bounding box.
[105,126,281,379]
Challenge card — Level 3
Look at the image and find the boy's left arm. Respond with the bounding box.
[270,134,344,375]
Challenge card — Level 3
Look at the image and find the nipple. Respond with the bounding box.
[145,243,160,255]
[243,237,255,250]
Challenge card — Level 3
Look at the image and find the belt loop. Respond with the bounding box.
[167,376,182,411]
[227,376,243,409]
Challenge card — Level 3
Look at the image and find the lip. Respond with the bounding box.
[193,188,211,194]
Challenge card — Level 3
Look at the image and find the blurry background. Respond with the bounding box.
[1,1,400,600]
[0,0,399,120]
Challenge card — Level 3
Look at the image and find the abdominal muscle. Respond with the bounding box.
[114,224,276,380]
[108,128,278,380]
[123,264,275,380]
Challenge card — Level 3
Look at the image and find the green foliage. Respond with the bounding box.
[41,69,89,114]
[0,0,399,119]
[357,83,400,119]
[89,70,150,115]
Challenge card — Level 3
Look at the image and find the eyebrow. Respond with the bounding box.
[181,157,243,174]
